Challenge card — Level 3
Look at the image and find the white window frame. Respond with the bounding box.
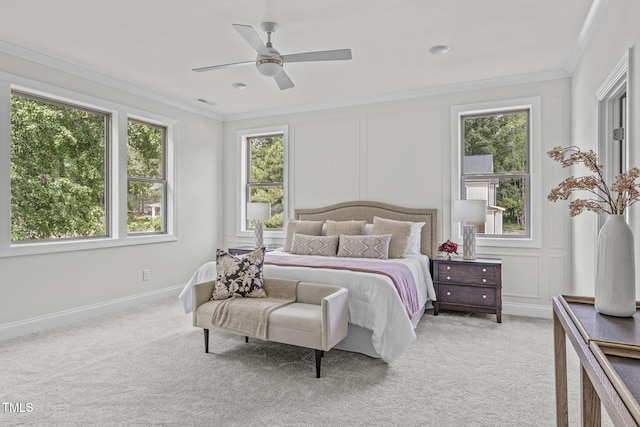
[0,74,177,257]
[126,117,170,236]
[237,125,289,238]
[597,49,631,229]
[450,96,542,248]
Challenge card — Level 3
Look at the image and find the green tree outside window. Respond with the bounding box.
[10,93,107,241]
[247,134,284,229]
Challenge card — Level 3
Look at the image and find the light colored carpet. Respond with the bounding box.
[0,297,613,426]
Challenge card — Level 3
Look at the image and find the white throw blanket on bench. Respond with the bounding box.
[211,279,298,340]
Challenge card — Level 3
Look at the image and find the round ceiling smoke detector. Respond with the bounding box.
[429,45,451,55]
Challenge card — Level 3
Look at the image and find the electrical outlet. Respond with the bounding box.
[142,269,151,281]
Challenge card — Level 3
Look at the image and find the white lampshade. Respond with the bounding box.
[452,199,486,224]
[247,202,271,221]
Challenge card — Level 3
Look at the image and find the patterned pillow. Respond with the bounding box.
[290,234,339,256]
[211,248,267,300]
[283,220,324,252]
[337,234,391,259]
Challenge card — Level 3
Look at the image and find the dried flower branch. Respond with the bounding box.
[547,146,640,216]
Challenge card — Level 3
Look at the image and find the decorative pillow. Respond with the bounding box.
[405,222,426,255]
[372,216,413,259]
[337,234,391,259]
[325,220,367,236]
[291,234,339,256]
[283,220,324,252]
[211,248,266,300]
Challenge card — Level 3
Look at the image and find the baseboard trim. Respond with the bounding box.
[503,302,553,319]
[0,284,183,341]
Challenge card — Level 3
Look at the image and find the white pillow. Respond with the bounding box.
[364,223,373,235]
[406,222,425,255]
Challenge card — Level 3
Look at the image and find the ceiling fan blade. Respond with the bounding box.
[233,24,270,56]
[282,49,352,63]
[192,60,254,72]
[274,70,294,90]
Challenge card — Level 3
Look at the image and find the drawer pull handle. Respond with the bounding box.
[446,266,451,270]
[482,268,487,272]
[482,294,487,299]
[482,279,487,283]
[447,276,451,280]
[446,292,451,296]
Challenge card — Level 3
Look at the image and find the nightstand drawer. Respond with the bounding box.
[437,263,498,285]
[437,284,497,307]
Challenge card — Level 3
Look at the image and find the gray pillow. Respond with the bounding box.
[325,220,367,236]
[372,216,412,259]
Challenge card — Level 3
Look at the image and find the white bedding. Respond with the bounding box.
[178,250,436,364]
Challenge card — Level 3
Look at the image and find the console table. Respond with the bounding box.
[553,295,640,426]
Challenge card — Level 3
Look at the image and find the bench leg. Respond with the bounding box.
[204,329,209,353]
[315,349,322,378]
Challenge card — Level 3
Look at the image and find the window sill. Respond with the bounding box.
[0,234,177,258]
[476,236,541,249]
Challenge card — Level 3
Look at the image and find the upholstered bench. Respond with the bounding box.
[192,278,349,378]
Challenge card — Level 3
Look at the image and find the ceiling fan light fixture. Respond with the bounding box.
[256,58,283,77]
[429,45,451,55]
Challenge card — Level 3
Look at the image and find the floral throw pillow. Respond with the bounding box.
[211,248,267,300]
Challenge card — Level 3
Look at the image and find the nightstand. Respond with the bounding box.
[228,246,259,255]
[432,257,502,323]
[227,246,273,256]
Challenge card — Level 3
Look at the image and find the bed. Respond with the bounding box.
[179,201,438,363]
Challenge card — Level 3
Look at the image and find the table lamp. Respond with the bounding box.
[452,199,486,260]
[247,202,271,249]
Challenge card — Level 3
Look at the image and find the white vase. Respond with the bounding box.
[594,214,636,317]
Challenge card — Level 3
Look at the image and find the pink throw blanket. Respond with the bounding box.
[264,254,420,318]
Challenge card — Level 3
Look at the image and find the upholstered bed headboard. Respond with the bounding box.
[294,201,438,258]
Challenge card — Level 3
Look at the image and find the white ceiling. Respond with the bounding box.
[0,0,594,119]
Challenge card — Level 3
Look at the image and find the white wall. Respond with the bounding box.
[0,52,223,337]
[223,78,572,318]
[571,0,640,297]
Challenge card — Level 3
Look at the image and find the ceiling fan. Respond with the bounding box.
[192,22,352,90]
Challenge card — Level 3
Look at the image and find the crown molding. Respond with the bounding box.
[222,69,570,122]
[0,39,223,121]
[565,0,610,75]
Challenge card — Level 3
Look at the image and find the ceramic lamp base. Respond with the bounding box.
[462,224,477,260]
[254,221,264,249]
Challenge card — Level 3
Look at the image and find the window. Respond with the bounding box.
[0,81,176,256]
[240,127,287,233]
[10,91,109,241]
[245,133,284,229]
[460,109,530,238]
[127,119,166,234]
